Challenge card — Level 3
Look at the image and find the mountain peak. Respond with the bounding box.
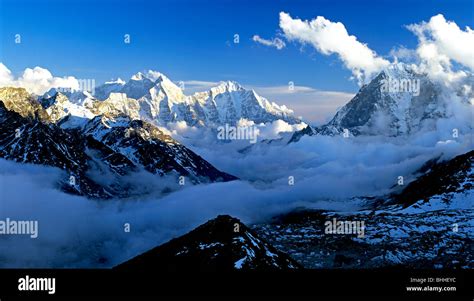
[0,87,46,119]
[114,215,301,271]
[212,80,244,93]
[130,72,148,81]
[130,70,170,83]
[379,62,417,80]
[146,70,169,83]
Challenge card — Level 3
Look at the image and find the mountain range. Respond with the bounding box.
[0,88,237,199]
[0,63,472,270]
[41,71,299,129]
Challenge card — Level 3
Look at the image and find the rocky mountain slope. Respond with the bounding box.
[389,150,473,207]
[115,215,302,271]
[0,89,236,198]
[290,63,471,142]
[252,150,474,268]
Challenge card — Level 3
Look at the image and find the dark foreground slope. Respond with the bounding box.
[115,215,302,271]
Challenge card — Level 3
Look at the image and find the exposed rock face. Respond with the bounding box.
[0,87,47,120]
[290,63,472,142]
[83,115,237,182]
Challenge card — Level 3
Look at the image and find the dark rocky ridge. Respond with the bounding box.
[390,150,473,207]
[115,215,302,271]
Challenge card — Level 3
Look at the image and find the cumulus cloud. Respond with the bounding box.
[279,12,390,85]
[406,14,474,84]
[252,35,286,50]
[257,119,307,139]
[0,63,79,95]
[0,63,14,86]
[389,46,419,64]
[407,14,474,71]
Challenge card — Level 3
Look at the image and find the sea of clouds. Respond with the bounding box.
[0,12,473,268]
[0,116,471,267]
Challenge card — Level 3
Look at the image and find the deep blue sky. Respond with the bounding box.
[0,0,472,92]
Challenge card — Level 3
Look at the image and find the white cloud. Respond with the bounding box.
[0,63,14,86]
[1,107,470,267]
[257,119,307,139]
[279,12,390,85]
[0,63,80,95]
[406,14,474,85]
[389,46,419,63]
[252,35,286,50]
[407,14,474,71]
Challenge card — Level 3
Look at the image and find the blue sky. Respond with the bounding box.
[0,0,472,121]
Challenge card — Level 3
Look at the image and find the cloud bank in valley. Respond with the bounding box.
[0,122,470,268]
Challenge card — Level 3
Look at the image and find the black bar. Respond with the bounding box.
[0,269,472,298]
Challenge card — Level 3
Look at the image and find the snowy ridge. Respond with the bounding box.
[290,62,473,142]
[38,71,299,128]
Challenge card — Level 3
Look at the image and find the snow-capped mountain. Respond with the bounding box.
[187,80,298,126]
[115,215,302,271]
[290,63,471,142]
[40,89,96,123]
[0,99,133,198]
[94,78,126,101]
[42,70,299,128]
[0,90,237,198]
[82,114,237,182]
